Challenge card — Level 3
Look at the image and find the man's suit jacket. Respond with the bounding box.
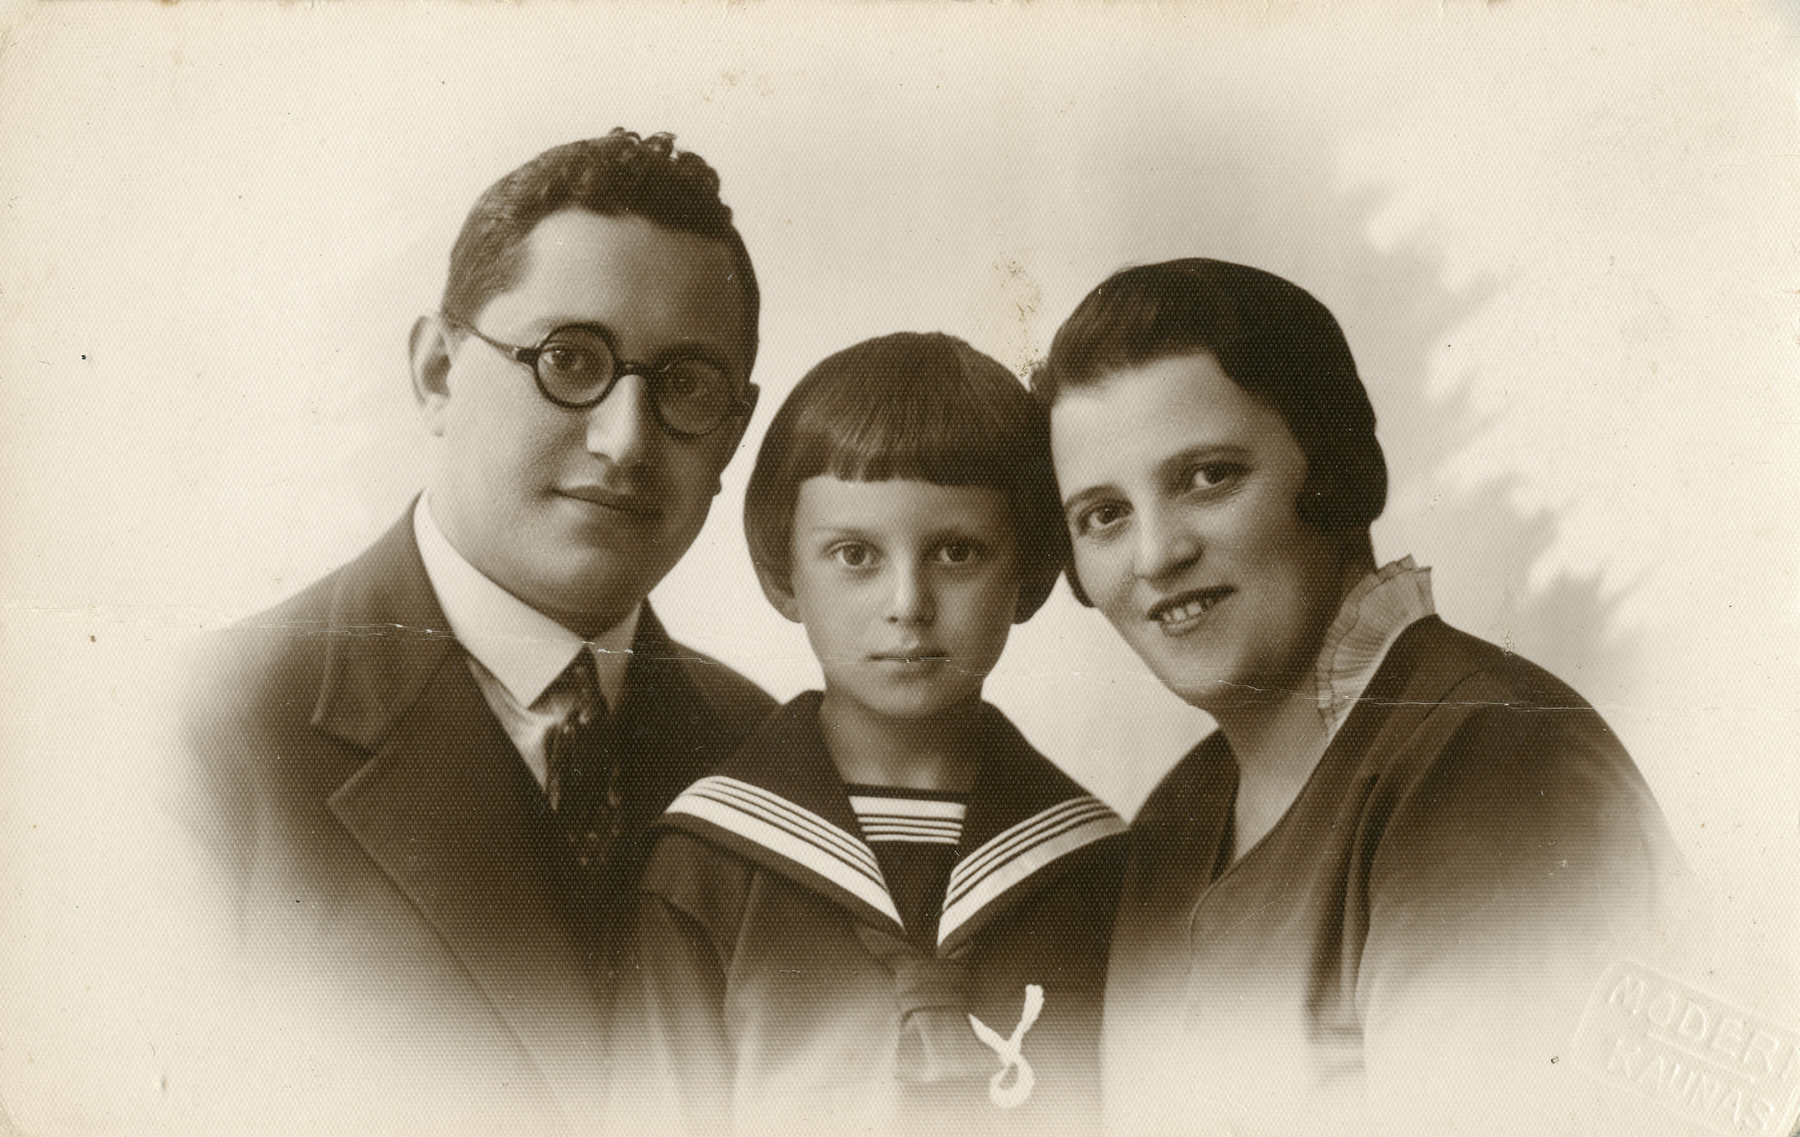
[177,511,775,1134]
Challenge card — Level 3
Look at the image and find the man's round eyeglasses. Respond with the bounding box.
[447,318,756,440]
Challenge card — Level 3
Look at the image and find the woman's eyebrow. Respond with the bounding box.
[1060,443,1255,513]
[1153,443,1252,483]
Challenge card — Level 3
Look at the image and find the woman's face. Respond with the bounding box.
[1049,353,1352,714]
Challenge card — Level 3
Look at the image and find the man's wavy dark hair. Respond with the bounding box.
[440,130,758,359]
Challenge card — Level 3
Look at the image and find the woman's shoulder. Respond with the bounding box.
[1378,616,1624,724]
[1369,617,1639,787]
[1356,619,1681,892]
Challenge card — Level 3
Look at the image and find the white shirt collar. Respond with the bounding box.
[412,495,639,710]
[1315,556,1436,738]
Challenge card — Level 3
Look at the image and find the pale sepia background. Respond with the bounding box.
[2,1,1796,1133]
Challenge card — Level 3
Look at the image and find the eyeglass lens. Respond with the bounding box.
[535,326,733,437]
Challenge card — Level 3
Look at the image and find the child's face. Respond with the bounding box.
[785,476,1022,722]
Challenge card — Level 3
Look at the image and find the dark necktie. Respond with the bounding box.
[544,648,624,912]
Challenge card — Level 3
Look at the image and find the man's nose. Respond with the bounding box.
[585,373,657,468]
[886,562,935,626]
[1134,503,1201,583]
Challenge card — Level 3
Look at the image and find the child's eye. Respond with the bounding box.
[1189,462,1246,491]
[1073,502,1129,537]
[830,543,878,569]
[935,542,982,566]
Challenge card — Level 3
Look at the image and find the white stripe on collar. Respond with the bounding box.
[849,794,967,844]
[668,776,1123,947]
[846,795,968,820]
[939,796,1125,948]
[665,776,902,926]
[857,819,964,845]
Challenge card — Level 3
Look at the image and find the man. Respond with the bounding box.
[1035,259,1692,1136]
[179,132,775,1132]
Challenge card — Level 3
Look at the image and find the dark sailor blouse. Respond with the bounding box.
[613,692,1127,1137]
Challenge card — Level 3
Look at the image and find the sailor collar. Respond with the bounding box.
[656,692,1126,955]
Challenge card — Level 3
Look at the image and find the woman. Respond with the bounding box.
[1034,260,1687,1136]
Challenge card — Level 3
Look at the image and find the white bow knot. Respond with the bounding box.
[968,983,1044,1108]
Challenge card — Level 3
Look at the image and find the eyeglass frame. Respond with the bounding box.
[444,316,758,440]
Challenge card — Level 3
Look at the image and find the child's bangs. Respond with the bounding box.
[804,336,1032,491]
[816,383,1020,490]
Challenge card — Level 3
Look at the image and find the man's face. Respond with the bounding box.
[1050,353,1349,715]
[419,209,755,635]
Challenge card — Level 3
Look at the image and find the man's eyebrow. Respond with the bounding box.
[549,320,740,368]
[531,316,610,334]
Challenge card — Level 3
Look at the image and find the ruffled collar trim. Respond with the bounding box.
[1315,557,1436,737]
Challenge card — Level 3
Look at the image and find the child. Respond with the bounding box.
[616,333,1127,1137]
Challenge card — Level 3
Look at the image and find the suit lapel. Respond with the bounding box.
[326,660,611,1078]
[307,510,458,753]
[310,511,609,1114]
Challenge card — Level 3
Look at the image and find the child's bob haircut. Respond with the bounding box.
[745,332,1068,622]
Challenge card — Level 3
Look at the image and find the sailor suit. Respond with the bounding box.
[616,692,1127,1137]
